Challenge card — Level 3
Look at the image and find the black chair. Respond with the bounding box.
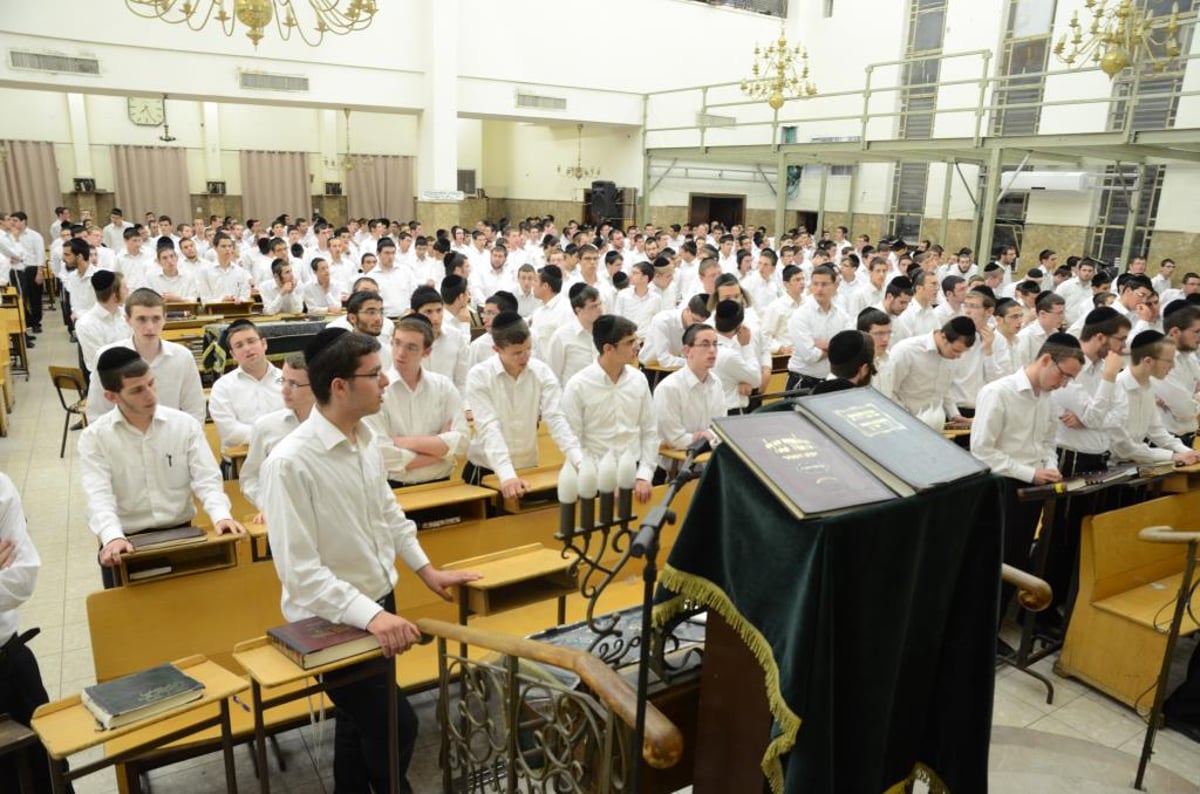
[48,365,87,458]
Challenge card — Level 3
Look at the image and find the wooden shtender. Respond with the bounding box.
[481,465,561,513]
[447,543,576,626]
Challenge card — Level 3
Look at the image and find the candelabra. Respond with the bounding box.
[124,0,378,49]
[740,26,817,110]
[557,123,601,181]
[1053,0,1183,78]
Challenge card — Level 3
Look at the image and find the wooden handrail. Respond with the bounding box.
[415,618,684,770]
[1002,564,1052,612]
[1139,525,1200,544]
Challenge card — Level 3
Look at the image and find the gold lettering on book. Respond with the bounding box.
[833,404,905,438]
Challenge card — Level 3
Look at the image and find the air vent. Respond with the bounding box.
[696,112,736,128]
[238,70,309,92]
[206,181,226,196]
[73,178,96,193]
[9,50,99,75]
[515,91,566,111]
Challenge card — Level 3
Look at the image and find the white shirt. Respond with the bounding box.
[208,364,285,449]
[115,250,153,291]
[79,405,232,546]
[86,338,207,424]
[62,266,99,314]
[546,318,596,385]
[1056,278,1095,327]
[1109,369,1191,462]
[240,408,302,509]
[75,304,129,372]
[786,301,852,377]
[371,266,413,316]
[517,288,543,319]
[970,367,1059,483]
[426,326,469,392]
[761,294,801,354]
[561,362,659,482]
[885,331,962,428]
[366,368,468,484]
[0,473,39,643]
[146,269,201,302]
[1153,350,1200,436]
[950,327,1009,409]
[302,281,343,312]
[201,263,252,303]
[530,293,572,357]
[740,271,780,311]
[1011,323,1051,370]
[613,289,662,336]
[714,332,761,410]
[653,365,726,452]
[260,409,430,629]
[640,308,689,369]
[893,300,940,342]
[103,221,132,251]
[1053,355,1118,455]
[465,356,583,483]
[258,279,304,315]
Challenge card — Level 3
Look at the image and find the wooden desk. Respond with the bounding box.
[224,444,250,479]
[31,656,246,794]
[1160,461,1200,494]
[394,481,493,528]
[233,637,400,794]
[449,543,576,626]
[481,466,560,513]
[113,530,240,586]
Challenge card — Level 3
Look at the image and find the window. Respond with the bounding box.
[685,0,786,16]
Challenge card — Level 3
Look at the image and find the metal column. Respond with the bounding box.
[977,146,1004,261]
[775,151,788,241]
[939,161,954,246]
[1120,164,1144,267]
[815,165,829,237]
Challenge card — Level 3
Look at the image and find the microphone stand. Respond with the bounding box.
[628,444,708,794]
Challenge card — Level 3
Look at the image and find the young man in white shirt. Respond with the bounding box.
[366,316,468,487]
[614,262,662,337]
[208,319,284,450]
[785,264,852,391]
[80,347,245,587]
[240,352,314,518]
[259,328,478,794]
[114,226,153,293]
[740,248,781,311]
[1110,330,1200,465]
[146,244,200,303]
[652,322,725,479]
[1152,258,1177,296]
[712,300,763,415]
[370,238,413,317]
[102,208,132,251]
[530,265,571,357]
[547,284,602,386]
[259,258,304,315]
[1154,304,1200,448]
[1012,291,1066,370]
[933,275,968,324]
[201,232,252,304]
[301,258,344,314]
[972,332,1083,649]
[463,312,583,497]
[467,292,518,371]
[409,286,468,392]
[75,270,129,377]
[561,314,658,503]
[886,317,977,430]
[893,269,940,342]
[640,294,713,369]
[86,287,207,424]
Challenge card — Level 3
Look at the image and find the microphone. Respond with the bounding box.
[686,436,712,457]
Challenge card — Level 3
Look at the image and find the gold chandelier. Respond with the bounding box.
[1053,0,1182,78]
[124,0,378,48]
[740,26,817,110]
[558,124,600,181]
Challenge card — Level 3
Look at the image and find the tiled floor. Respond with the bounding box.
[6,309,1200,793]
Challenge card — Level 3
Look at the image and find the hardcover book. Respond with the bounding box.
[794,387,989,494]
[81,663,204,730]
[128,525,207,551]
[712,412,897,519]
[267,616,381,670]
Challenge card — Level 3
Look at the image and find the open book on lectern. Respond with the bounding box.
[711,387,989,520]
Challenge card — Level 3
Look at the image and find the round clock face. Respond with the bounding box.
[128,97,165,127]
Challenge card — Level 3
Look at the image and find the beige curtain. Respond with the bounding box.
[0,141,60,238]
[112,145,191,227]
[347,155,414,222]
[240,150,311,223]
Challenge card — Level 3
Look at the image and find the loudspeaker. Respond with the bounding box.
[590,180,619,223]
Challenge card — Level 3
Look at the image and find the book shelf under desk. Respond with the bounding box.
[114,532,240,586]
[447,543,577,628]
[480,466,561,514]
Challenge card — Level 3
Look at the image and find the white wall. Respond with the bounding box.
[482,122,641,202]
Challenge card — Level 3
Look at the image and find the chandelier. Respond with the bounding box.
[124,0,378,48]
[323,108,375,172]
[1053,0,1182,78]
[741,26,817,110]
[558,124,600,181]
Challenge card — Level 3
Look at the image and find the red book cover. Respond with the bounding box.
[267,616,371,655]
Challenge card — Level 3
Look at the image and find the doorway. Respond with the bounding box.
[688,194,746,229]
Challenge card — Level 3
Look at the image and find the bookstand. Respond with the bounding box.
[232,636,399,794]
[393,481,493,528]
[30,655,245,794]
[481,466,561,513]
[113,531,239,586]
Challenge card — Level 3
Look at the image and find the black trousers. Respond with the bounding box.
[19,266,42,328]
[1041,449,1108,617]
[1166,641,1200,727]
[323,593,418,794]
[999,476,1046,625]
[461,461,493,486]
[60,288,73,333]
[0,634,65,794]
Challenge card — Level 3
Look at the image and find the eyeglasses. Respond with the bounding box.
[1051,360,1076,383]
[342,368,383,381]
[281,379,310,389]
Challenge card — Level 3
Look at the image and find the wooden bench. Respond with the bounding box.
[1058,490,1200,708]
[481,465,562,513]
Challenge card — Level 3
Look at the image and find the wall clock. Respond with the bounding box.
[127,97,165,127]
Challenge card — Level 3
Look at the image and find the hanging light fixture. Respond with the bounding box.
[124,0,378,49]
[741,25,817,110]
[158,94,178,143]
[1053,0,1183,78]
[557,124,601,181]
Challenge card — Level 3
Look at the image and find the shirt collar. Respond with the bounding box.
[310,407,374,452]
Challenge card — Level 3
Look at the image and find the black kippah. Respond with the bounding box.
[1046,332,1081,349]
[304,327,348,365]
[97,346,141,372]
[568,282,588,301]
[1132,329,1165,349]
[714,299,743,333]
[410,286,442,310]
[540,264,563,280]
[1083,306,1120,326]
[91,270,115,291]
[827,330,867,366]
[948,315,975,336]
[491,311,523,331]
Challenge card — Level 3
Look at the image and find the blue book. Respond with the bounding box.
[81,663,204,730]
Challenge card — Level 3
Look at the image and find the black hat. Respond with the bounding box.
[410,286,442,311]
[1132,329,1166,349]
[91,270,116,291]
[1163,298,1190,319]
[304,327,349,365]
[540,264,563,281]
[827,329,869,367]
[568,282,589,301]
[1046,332,1081,349]
[970,285,996,301]
[1083,306,1120,326]
[491,310,524,332]
[713,299,743,333]
[97,346,141,372]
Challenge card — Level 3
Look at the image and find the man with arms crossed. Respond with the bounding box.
[260,329,479,794]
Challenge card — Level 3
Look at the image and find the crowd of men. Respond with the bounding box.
[4,203,1200,790]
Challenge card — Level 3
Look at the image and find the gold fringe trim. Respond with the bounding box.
[656,564,801,794]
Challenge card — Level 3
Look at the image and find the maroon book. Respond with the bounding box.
[266,616,380,669]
